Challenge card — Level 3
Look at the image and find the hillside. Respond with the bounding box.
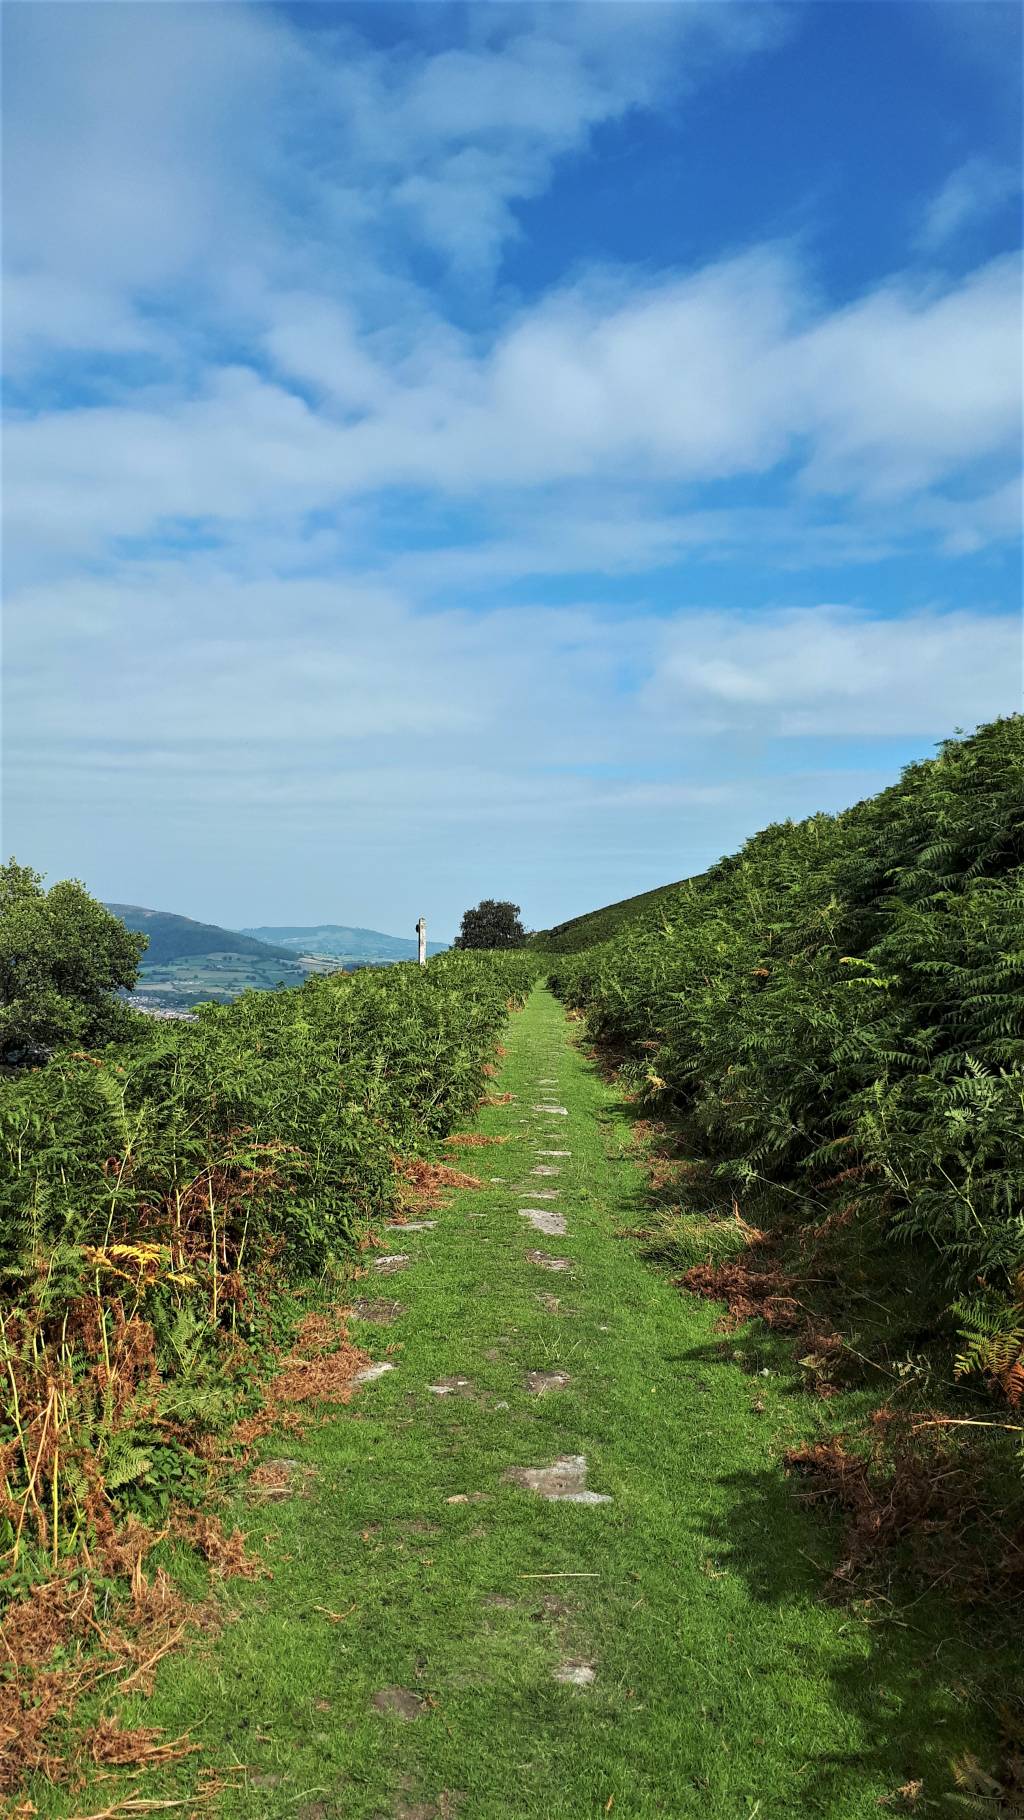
[532,877,688,952]
[107,903,297,966]
[243,923,449,963]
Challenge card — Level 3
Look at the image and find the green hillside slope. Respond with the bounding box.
[106,903,296,966]
[532,877,688,952]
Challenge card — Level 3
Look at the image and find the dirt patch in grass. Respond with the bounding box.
[786,1412,1024,1601]
[442,1133,509,1148]
[680,1259,802,1332]
[396,1159,483,1212]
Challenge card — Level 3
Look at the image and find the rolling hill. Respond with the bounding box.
[531,878,689,953]
[106,905,297,967]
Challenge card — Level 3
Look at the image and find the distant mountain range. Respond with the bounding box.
[104,905,449,1013]
[107,904,297,968]
[242,924,448,962]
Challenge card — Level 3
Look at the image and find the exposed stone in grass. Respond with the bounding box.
[371,1686,426,1720]
[428,1376,474,1396]
[445,1491,489,1504]
[526,1248,572,1270]
[349,1299,404,1323]
[354,1361,396,1385]
[536,1150,570,1158]
[525,1371,570,1394]
[530,1165,561,1176]
[515,1187,559,1199]
[533,1104,569,1116]
[374,1254,411,1274]
[554,1661,595,1686]
[388,1220,436,1232]
[519,1208,567,1237]
[503,1455,611,1504]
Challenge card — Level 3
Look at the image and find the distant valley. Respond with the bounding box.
[106,904,448,1013]
[243,925,449,964]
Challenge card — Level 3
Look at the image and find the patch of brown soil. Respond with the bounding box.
[442,1134,509,1148]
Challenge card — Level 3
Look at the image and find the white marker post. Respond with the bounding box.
[416,916,427,965]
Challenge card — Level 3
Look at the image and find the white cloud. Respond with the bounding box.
[6,249,1019,583]
[917,157,1021,252]
[649,605,1022,736]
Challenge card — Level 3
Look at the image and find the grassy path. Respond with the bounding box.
[100,987,987,1817]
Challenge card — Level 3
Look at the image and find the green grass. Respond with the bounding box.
[27,987,1010,1819]
[532,879,686,952]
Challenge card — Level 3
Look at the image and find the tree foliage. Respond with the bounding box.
[0,860,146,1059]
[0,946,538,1576]
[454,899,527,950]
[547,717,1024,1396]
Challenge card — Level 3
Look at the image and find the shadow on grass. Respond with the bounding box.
[700,1451,980,1814]
[583,1069,1007,1811]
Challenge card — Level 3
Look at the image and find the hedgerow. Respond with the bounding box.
[0,949,537,1584]
[547,716,1024,1403]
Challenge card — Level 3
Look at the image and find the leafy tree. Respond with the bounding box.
[453,899,527,950]
[0,859,147,1058]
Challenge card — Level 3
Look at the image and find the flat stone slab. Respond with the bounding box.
[525,1371,570,1394]
[503,1454,611,1504]
[516,1187,558,1199]
[349,1299,404,1323]
[526,1249,573,1272]
[371,1686,426,1720]
[554,1661,596,1686]
[530,1165,561,1177]
[353,1361,395,1385]
[536,1150,570,1158]
[387,1220,436,1232]
[428,1376,474,1396]
[533,1104,568,1116]
[520,1208,567,1237]
[374,1254,411,1274]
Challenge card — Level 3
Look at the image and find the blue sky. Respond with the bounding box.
[3,1,1021,938]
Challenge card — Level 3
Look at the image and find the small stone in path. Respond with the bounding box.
[533,1104,568,1116]
[388,1220,435,1232]
[554,1661,596,1687]
[526,1249,573,1271]
[374,1254,411,1274]
[371,1686,426,1721]
[489,1176,507,1183]
[428,1376,474,1396]
[516,1187,558,1199]
[536,1150,570,1158]
[503,1455,611,1504]
[530,1165,560,1176]
[349,1298,404,1323]
[354,1361,395,1385]
[520,1209,567,1237]
[446,1491,488,1504]
[525,1371,570,1394]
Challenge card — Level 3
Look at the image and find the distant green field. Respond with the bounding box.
[531,876,689,952]
[130,950,315,1011]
